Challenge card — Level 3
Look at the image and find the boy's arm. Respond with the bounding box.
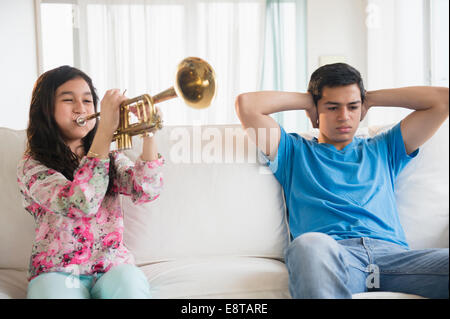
[235,91,316,160]
[365,86,449,155]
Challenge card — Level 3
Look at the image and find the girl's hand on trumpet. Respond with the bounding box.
[97,89,128,138]
[152,106,163,132]
[140,106,161,161]
[128,103,163,133]
[87,89,127,159]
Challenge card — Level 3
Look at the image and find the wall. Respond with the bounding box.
[0,0,368,130]
[306,0,367,83]
[0,0,38,130]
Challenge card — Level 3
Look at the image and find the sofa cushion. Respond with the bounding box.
[0,128,34,269]
[352,291,425,299]
[368,121,449,249]
[391,120,449,249]
[0,269,28,299]
[0,258,290,299]
[140,256,290,299]
[122,125,290,265]
[0,266,424,299]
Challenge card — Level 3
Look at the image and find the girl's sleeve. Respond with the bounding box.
[112,151,164,204]
[17,156,110,218]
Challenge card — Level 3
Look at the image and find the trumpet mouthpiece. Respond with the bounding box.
[75,116,87,127]
[75,112,99,126]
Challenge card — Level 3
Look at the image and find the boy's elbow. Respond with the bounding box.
[436,87,449,116]
[235,93,252,118]
[235,93,245,112]
[442,87,449,114]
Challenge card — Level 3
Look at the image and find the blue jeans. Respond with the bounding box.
[27,264,151,299]
[285,232,449,299]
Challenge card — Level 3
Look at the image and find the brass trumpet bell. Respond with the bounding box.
[76,57,217,150]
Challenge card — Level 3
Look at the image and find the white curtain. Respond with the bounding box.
[365,0,449,127]
[38,0,447,129]
[260,0,308,132]
[76,0,266,126]
[430,0,449,87]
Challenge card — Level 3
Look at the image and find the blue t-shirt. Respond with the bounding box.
[265,121,419,248]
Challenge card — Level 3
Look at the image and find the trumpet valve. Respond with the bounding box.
[116,133,132,150]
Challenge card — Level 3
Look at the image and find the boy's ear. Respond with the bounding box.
[306,104,320,129]
[360,96,370,121]
[360,107,368,122]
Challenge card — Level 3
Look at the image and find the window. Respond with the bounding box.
[39,0,269,126]
[38,0,447,129]
[365,0,449,126]
[38,0,308,128]
[39,2,74,72]
[430,0,449,86]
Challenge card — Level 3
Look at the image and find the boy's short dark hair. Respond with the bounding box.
[307,63,366,106]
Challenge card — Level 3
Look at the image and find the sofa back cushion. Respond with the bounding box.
[382,121,449,249]
[122,124,289,265]
[0,128,34,269]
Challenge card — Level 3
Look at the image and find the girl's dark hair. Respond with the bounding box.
[25,65,116,195]
[307,63,366,106]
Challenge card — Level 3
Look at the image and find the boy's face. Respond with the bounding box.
[316,84,362,150]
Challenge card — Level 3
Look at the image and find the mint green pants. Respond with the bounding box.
[27,264,151,299]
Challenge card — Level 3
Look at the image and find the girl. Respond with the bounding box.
[17,65,164,299]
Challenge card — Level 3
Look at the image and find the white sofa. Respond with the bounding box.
[0,121,448,299]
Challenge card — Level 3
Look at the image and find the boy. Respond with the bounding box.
[235,63,449,298]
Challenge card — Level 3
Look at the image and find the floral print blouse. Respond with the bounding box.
[16,151,164,281]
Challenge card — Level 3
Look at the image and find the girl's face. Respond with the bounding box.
[54,77,96,147]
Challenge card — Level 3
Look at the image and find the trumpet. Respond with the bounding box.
[76,57,216,150]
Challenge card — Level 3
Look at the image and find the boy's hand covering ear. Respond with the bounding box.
[305,93,319,128]
[360,90,371,121]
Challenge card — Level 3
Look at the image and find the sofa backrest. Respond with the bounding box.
[386,121,449,249]
[0,125,290,270]
[0,128,34,270]
[0,121,448,270]
[121,124,289,266]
